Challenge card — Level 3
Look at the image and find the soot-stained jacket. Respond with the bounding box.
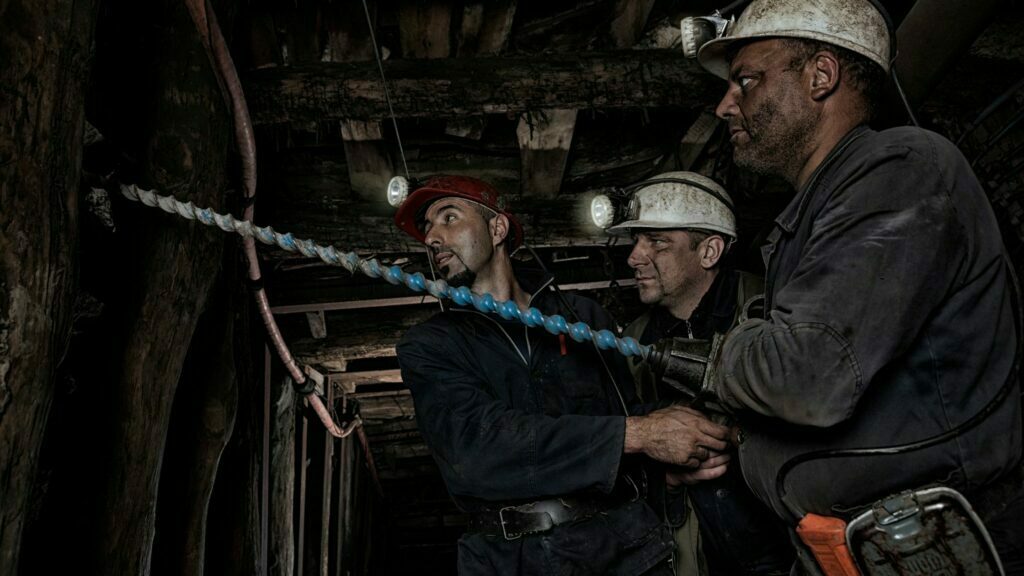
[718,125,1022,522]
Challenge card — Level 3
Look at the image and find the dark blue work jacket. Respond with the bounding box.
[718,126,1023,524]
[397,270,672,575]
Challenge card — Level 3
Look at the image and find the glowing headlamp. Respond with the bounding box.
[590,195,615,229]
[386,176,410,207]
[588,192,637,230]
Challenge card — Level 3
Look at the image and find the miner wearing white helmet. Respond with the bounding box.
[685,0,1023,574]
[393,175,734,575]
[610,171,796,576]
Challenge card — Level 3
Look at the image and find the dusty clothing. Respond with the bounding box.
[627,269,794,576]
[397,270,673,575]
[718,126,1023,537]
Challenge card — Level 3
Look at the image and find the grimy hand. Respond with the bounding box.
[666,451,731,489]
[624,405,730,467]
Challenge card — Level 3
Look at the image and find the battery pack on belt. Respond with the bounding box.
[796,513,859,576]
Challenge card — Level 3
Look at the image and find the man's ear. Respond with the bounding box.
[809,51,840,101]
[700,236,726,269]
[490,213,510,247]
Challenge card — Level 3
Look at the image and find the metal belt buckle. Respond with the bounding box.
[498,506,522,541]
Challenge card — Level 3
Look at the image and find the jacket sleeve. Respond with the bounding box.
[718,145,965,427]
[397,321,626,501]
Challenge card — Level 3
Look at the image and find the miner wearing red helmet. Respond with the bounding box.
[392,175,731,575]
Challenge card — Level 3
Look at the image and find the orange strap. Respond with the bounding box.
[795,514,861,576]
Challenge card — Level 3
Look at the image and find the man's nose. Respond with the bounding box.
[424,225,442,248]
[627,244,649,268]
[715,86,739,120]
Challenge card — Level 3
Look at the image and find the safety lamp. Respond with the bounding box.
[679,11,732,58]
[386,176,410,207]
[590,194,615,229]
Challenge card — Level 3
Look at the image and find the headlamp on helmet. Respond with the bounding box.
[680,11,732,59]
[594,172,737,238]
[386,175,411,207]
[589,191,636,230]
[688,0,894,79]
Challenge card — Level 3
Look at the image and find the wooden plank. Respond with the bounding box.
[324,0,396,203]
[457,0,516,55]
[518,109,578,197]
[269,367,296,576]
[447,1,518,139]
[398,0,453,59]
[244,51,720,124]
[609,0,657,48]
[305,310,327,339]
[322,0,375,63]
[334,369,404,394]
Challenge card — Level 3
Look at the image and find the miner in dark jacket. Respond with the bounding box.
[611,171,794,576]
[393,175,731,575]
[688,0,1023,573]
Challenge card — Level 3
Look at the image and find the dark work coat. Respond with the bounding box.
[397,270,673,575]
[718,126,1023,526]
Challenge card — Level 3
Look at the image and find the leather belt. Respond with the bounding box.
[466,496,627,541]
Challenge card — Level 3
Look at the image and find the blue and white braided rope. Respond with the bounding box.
[120,183,651,360]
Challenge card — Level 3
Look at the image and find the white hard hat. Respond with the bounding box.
[697,0,892,80]
[607,172,736,238]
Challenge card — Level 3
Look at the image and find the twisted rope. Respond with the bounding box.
[120,183,651,360]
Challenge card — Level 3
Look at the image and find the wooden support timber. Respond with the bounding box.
[244,51,721,124]
[518,109,579,197]
[609,0,657,48]
[0,0,97,571]
[446,0,518,139]
[399,0,453,59]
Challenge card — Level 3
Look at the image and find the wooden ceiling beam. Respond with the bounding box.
[446,0,518,140]
[324,1,396,200]
[398,0,453,59]
[513,1,656,199]
[244,51,719,124]
[517,109,578,197]
[610,0,657,48]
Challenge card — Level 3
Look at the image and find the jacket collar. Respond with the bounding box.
[447,264,556,313]
[774,125,871,234]
[648,267,737,339]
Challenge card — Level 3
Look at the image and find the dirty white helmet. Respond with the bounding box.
[696,0,892,80]
[607,172,736,238]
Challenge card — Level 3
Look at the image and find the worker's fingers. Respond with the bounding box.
[696,417,731,439]
[696,452,731,469]
[674,460,730,485]
[692,432,729,452]
[694,446,710,461]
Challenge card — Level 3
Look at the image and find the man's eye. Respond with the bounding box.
[739,77,754,91]
[445,214,457,224]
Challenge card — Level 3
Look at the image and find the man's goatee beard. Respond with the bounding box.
[447,268,477,288]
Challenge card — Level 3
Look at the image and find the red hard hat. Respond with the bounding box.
[394,175,524,250]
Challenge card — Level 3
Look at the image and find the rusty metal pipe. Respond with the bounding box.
[183,0,356,439]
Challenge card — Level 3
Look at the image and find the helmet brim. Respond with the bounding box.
[606,219,736,238]
[696,36,735,81]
